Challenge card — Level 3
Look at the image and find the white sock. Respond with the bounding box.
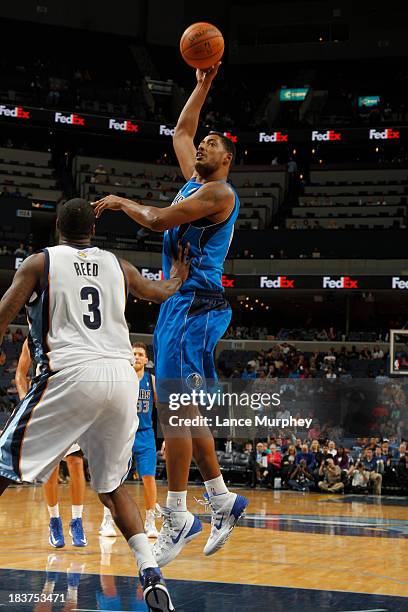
[204,475,229,499]
[72,505,83,519]
[128,533,158,572]
[48,504,60,518]
[166,491,187,512]
[146,508,155,520]
[103,506,112,519]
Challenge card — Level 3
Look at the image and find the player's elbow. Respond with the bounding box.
[150,215,170,232]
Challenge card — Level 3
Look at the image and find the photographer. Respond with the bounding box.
[348,461,369,493]
[288,459,314,492]
[318,457,344,493]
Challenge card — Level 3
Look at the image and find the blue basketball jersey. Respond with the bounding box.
[162,179,240,292]
[137,371,154,430]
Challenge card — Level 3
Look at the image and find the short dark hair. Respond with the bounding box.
[133,342,148,357]
[208,131,236,164]
[58,198,95,239]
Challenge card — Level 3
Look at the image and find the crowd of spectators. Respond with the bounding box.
[224,326,388,343]
[220,342,389,379]
[0,243,33,258]
[218,342,407,442]
[242,436,408,495]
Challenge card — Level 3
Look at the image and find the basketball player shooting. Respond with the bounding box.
[93,63,249,567]
[0,198,191,612]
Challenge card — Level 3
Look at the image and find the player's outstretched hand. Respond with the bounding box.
[196,61,221,85]
[91,195,126,218]
[170,241,191,283]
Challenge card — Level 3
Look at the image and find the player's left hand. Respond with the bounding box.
[170,241,191,283]
[92,195,125,218]
[196,61,221,85]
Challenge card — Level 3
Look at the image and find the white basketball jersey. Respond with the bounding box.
[27,245,133,373]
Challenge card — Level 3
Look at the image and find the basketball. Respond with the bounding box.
[180,22,224,70]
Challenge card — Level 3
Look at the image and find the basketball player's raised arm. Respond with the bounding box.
[119,243,190,303]
[173,62,221,180]
[0,253,44,344]
[15,339,31,400]
[93,180,233,231]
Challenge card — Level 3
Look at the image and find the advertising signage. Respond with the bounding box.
[0,103,406,145]
[136,269,408,291]
[0,257,407,291]
[279,88,309,102]
[358,96,380,108]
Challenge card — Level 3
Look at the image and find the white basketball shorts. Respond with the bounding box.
[0,359,139,493]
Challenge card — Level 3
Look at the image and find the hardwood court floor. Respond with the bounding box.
[0,482,407,607]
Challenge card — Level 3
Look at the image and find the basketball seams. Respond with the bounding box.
[181,33,223,53]
[184,46,225,62]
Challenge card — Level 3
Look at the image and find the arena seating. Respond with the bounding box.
[288,167,408,230]
[0,146,62,202]
[73,156,287,238]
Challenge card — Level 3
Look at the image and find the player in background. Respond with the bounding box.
[100,342,159,539]
[0,198,191,611]
[93,63,249,568]
[16,339,87,548]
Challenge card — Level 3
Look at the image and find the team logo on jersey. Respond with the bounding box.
[78,251,87,258]
[186,372,203,390]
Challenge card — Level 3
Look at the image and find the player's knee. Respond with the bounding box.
[98,491,116,514]
[66,455,83,469]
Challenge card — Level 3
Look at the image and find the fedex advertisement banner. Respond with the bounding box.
[135,270,408,291]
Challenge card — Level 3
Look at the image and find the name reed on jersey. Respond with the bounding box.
[74,262,99,276]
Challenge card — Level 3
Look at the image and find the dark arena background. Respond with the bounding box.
[0,1,408,611]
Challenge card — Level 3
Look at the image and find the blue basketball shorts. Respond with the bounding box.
[153,290,231,401]
[132,427,157,477]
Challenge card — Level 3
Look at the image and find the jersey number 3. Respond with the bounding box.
[80,286,101,330]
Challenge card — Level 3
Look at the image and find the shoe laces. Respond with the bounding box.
[71,518,83,537]
[153,504,180,550]
[194,494,223,529]
[51,518,64,538]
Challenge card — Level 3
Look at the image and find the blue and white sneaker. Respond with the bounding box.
[69,518,88,547]
[140,567,175,611]
[203,492,249,556]
[152,505,202,567]
[49,517,65,548]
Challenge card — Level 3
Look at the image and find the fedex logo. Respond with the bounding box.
[223,131,238,143]
[392,277,408,289]
[55,112,85,126]
[260,276,295,288]
[323,276,358,289]
[141,268,163,281]
[0,105,30,119]
[369,128,400,140]
[222,275,235,288]
[259,131,288,143]
[109,119,138,132]
[159,124,175,136]
[312,130,342,141]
